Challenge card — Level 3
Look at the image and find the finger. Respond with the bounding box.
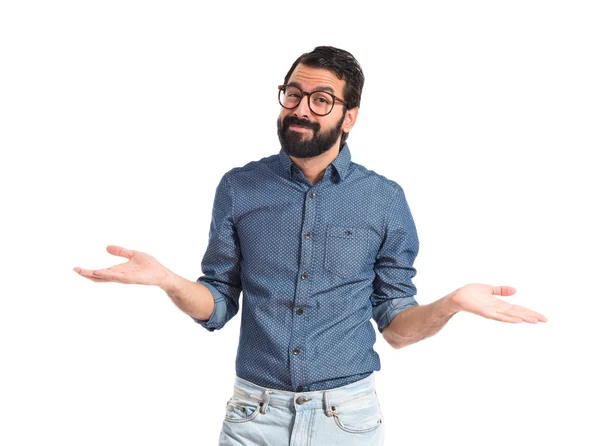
[521,309,547,323]
[90,268,128,282]
[491,286,517,297]
[75,267,125,282]
[495,314,523,323]
[80,275,111,283]
[483,309,523,323]
[521,315,539,324]
[519,313,547,323]
[106,245,134,259]
[73,267,110,282]
[506,304,548,323]
[74,267,102,277]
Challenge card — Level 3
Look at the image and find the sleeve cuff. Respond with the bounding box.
[373,297,419,333]
[191,280,228,332]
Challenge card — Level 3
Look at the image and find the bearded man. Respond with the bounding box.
[75,46,546,446]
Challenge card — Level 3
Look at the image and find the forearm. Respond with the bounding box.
[160,270,215,321]
[382,290,461,349]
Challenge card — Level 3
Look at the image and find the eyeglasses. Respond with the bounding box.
[278,84,347,116]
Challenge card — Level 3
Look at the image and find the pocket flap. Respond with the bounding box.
[326,226,368,239]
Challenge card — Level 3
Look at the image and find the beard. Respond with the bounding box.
[277,113,345,159]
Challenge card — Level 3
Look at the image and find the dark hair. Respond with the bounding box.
[283,46,365,146]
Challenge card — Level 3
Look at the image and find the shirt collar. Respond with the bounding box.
[278,143,352,183]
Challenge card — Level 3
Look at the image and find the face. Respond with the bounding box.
[277,64,357,159]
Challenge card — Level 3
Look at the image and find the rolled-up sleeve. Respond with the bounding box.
[193,173,242,332]
[371,185,420,333]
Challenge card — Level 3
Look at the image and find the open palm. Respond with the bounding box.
[454,283,547,323]
[73,245,170,287]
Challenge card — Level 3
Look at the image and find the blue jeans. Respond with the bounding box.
[218,373,385,445]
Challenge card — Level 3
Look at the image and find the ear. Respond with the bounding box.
[342,107,359,133]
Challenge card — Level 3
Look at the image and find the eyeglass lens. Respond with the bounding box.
[279,86,335,116]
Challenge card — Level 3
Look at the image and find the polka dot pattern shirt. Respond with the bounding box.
[194,143,419,392]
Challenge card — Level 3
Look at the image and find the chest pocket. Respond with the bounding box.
[325,226,374,278]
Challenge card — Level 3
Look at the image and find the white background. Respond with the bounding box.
[1,1,599,445]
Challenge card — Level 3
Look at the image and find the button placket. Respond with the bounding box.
[289,187,320,392]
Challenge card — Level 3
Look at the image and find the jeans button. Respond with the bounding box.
[295,396,312,405]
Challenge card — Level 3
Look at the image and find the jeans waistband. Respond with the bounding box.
[231,374,376,415]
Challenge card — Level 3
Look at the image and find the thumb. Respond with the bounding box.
[491,285,517,297]
[106,245,134,259]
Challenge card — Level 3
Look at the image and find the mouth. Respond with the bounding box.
[288,125,312,132]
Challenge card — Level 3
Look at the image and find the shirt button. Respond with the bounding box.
[293,347,301,355]
[305,232,312,239]
[296,385,304,392]
[309,192,317,198]
[296,308,304,315]
[301,272,309,280]
[345,230,352,236]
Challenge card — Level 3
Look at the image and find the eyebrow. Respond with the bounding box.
[287,81,336,95]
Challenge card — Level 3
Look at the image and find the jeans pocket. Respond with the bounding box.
[223,395,261,424]
[332,391,383,434]
[325,226,373,278]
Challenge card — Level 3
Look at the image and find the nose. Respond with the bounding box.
[293,93,312,119]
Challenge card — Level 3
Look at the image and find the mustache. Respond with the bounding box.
[282,116,320,132]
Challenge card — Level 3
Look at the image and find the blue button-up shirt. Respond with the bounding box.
[194,143,419,391]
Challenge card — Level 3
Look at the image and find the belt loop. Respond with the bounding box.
[324,390,333,417]
[324,390,340,420]
[259,390,270,415]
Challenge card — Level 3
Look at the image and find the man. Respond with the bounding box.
[74,46,546,445]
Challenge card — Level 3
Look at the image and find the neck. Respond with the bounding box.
[290,142,341,186]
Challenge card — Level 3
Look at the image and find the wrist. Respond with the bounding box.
[159,268,180,293]
[443,289,463,316]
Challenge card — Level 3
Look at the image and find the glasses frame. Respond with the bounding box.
[278,84,347,116]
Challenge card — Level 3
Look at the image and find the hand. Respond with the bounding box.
[73,245,172,288]
[451,283,547,324]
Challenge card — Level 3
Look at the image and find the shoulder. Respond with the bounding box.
[349,160,407,200]
[222,153,279,181]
